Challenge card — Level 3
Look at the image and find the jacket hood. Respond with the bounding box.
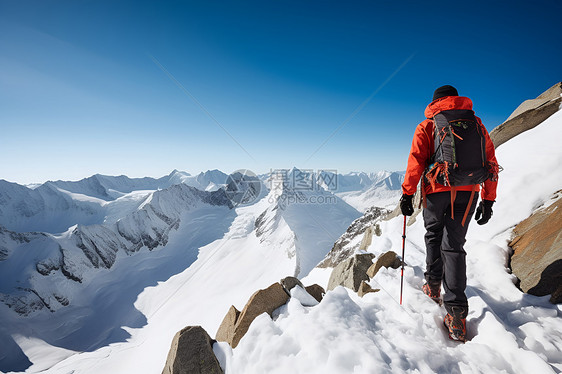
[424,96,473,119]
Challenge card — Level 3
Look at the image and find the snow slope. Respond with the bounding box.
[220,108,562,373]
[256,169,362,277]
[337,171,405,212]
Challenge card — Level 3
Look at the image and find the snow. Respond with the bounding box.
[336,171,404,212]
[1,111,561,373]
[0,170,229,234]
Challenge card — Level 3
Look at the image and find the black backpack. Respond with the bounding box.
[426,109,490,188]
[423,109,495,226]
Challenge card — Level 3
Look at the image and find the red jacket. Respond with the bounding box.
[401,96,498,201]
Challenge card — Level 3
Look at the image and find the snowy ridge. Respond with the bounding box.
[336,171,405,212]
[318,206,390,268]
[0,170,230,234]
[255,168,361,277]
[0,184,233,317]
[0,180,105,234]
[167,169,229,192]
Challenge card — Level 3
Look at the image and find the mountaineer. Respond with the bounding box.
[400,85,499,342]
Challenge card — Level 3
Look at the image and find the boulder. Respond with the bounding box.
[367,251,402,278]
[215,305,240,344]
[216,282,289,348]
[280,276,305,295]
[357,280,379,297]
[490,82,562,148]
[509,192,562,303]
[305,284,325,303]
[327,253,375,292]
[162,326,223,374]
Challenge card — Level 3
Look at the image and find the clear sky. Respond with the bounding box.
[1,0,560,184]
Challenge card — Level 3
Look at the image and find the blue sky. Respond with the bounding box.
[1,0,560,184]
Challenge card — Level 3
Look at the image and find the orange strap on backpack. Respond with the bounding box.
[461,185,477,227]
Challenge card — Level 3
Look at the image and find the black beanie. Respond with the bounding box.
[432,85,458,101]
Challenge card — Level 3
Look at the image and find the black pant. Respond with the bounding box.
[423,191,478,316]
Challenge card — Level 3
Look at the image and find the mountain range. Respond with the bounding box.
[0,165,404,372]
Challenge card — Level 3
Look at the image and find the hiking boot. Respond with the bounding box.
[422,281,441,304]
[443,307,467,342]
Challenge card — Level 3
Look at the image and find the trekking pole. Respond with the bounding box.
[400,215,407,305]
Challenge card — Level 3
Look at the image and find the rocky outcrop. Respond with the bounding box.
[216,282,289,348]
[318,207,389,268]
[366,251,402,278]
[280,276,305,294]
[215,306,240,344]
[216,279,325,348]
[509,191,562,303]
[327,253,375,292]
[490,82,562,148]
[357,280,379,297]
[162,326,223,374]
[305,284,325,303]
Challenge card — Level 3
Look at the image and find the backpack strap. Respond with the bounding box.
[461,184,477,227]
[450,186,457,220]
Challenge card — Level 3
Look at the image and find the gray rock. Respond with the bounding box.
[319,207,389,268]
[509,191,562,303]
[162,325,223,374]
[215,305,240,344]
[217,282,289,348]
[366,251,402,278]
[305,284,325,303]
[280,276,305,295]
[359,225,374,251]
[357,280,379,297]
[490,82,562,148]
[327,253,375,292]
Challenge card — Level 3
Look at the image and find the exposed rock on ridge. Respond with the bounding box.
[490,82,562,148]
[509,191,562,303]
[318,207,389,268]
[327,253,375,292]
[162,326,223,374]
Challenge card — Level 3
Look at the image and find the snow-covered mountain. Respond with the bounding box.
[257,169,404,213]
[255,168,361,277]
[0,184,234,315]
[336,171,405,212]
[0,167,362,373]
[167,169,229,192]
[0,180,106,234]
[0,170,230,234]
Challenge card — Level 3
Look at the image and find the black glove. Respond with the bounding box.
[475,200,494,225]
[400,194,414,216]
